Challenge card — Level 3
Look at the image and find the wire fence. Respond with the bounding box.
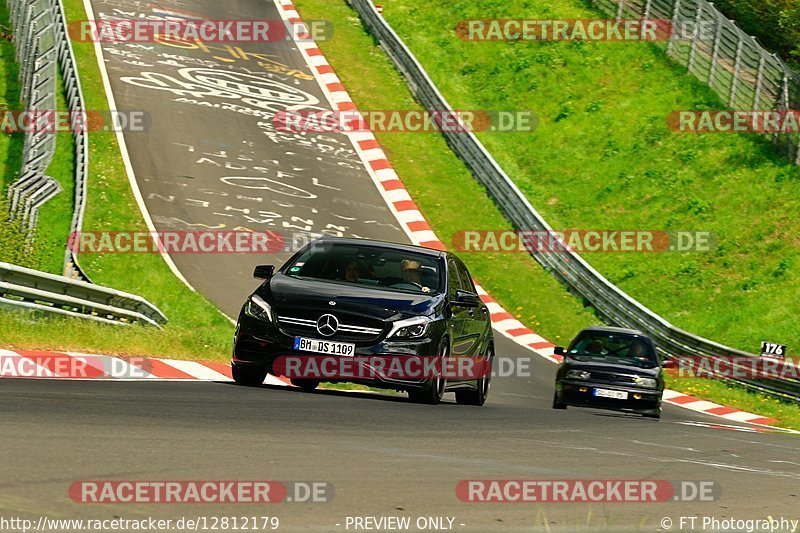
[593,0,800,164]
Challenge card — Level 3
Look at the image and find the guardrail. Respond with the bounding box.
[593,0,800,165]
[6,0,61,230]
[348,0,800,401]
[52,0,90,280]
[0,262,168,327]
[6,0,91,279]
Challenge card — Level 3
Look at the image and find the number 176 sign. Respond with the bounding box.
[760,341,787,358]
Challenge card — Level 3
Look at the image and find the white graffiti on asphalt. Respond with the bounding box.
[120,68,319,107]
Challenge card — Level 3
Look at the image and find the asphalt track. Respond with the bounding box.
[1,0,799,531]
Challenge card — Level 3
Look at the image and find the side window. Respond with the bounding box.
[455,260,476,293]
[447,258,461,298]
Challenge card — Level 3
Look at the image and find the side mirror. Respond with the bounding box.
[253,265,275,280]
[453,289,480,308]
[554,346,566,356]
[662,359,677,369]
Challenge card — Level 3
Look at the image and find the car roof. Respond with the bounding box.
[309,236,447,258]
[580,325,650,338]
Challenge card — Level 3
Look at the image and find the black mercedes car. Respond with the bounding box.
[232,237,494,405]
[552,326,674,419]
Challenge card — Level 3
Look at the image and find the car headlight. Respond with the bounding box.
[566,369,591,380]
[244,294,273,323]
[387,316,433,339]
[635,377,658,389]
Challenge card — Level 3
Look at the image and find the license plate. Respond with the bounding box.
[293,337,355,356]
[593,388,629,400]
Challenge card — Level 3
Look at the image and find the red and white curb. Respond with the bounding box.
[275,0,781,428]
[0,349,288,386]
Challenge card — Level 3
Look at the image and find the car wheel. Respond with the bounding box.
[409,342,449,405]
[291,379,320,392]
[231,363,267,387]
[552,391,567,410]
[455,344,493,406]
[640,407,661,419]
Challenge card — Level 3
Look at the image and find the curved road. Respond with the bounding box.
[1,0,799,531]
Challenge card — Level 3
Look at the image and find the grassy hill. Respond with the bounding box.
[374,0,800,355]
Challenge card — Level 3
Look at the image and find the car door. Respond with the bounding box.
[446,257,471,359]
[454,258,488,357]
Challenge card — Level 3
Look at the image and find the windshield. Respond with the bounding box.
[567,332,658,365]
[284,243,441,294]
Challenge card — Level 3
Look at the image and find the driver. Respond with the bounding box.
[585,340,604,354]
[400,260,423,284]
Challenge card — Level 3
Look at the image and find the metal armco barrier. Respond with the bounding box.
[52,0,90,280]
[0,262,168,327]
[6,0,91,280]
[6,0,61,229]
[348,0,800,401]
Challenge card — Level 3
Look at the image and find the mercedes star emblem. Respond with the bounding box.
[316,314,339,337]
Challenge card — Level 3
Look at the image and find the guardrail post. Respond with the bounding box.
[687,3,704,74]
[729,35,744,107]
[707,10,722,87]
[667,0,683,56]
[752,53,766,109]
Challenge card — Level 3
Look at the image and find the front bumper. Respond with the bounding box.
[233,313,440,390]
[557,380,663,410]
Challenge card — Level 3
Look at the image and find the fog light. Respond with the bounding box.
[579,387,588,392]
[633,394,642,400]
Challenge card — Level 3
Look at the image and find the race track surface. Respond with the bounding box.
[2,0,798,531]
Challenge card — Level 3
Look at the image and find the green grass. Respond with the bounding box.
[379,0,800,355]
[0,0,236,363]
[31,72,78,274]
[0,1,73,275]
[296,0,598,348]
[293,0,800,428]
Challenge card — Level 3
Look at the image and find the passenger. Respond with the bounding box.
[342,260,368,282]
[400,260,423,284]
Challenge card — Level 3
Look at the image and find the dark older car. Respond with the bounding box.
[552,326,674,419]
[232,237,494,405]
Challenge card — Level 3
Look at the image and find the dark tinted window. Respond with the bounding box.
[285,242,440,294]
[568,332,657,364]
[455,259,476,293]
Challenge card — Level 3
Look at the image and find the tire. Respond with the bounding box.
[291,379,320,392]
[455,344,493,406]
[409,342,449,405]
[231,363,267,387]
[552,391,567,410]
[641,407,661,419]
